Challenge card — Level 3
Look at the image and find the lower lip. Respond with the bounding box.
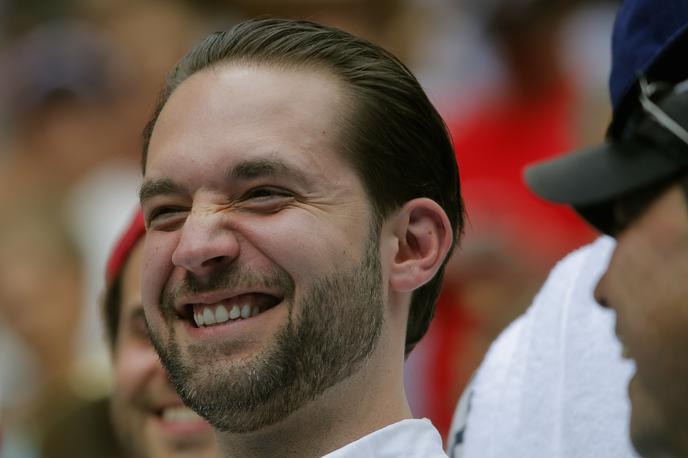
[153,414,213,435]
[181,301,285,341]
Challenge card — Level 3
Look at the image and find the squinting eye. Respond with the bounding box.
[147,206,188,229]
[245,187,293,200]
[149,206,181,219]
[240,187,295,212]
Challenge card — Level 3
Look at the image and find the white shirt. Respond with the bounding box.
[323,418,447,458]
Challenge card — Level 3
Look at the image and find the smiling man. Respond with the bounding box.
[138,19,461,458]
[525,1,688,456]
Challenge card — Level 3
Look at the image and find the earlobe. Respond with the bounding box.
[389,198,453,292]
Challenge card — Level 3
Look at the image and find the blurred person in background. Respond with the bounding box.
[103,210,219,458]
[424,0,611,437]
[0,17,141,401]
[446,0,596,345]
[0,204,84,457]
[195,0,417,64]
[0,19,129,206]
[446,234,638,458]
[0,13,120,456]
[36,210,221,458]
[526,0,688,455]
[0,3,213,456]
[448,1,688,457]
[0,0,212,411]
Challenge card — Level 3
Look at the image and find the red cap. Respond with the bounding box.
[106,209,146,284]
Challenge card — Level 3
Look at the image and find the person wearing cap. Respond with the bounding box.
[526,1,688,456]
[104,210,219,458]
[138,18,460,458]
[446,234,637,458]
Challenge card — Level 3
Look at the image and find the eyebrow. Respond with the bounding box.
[229,158,310,187]
[139,178,184,203]
[139,157,311,204]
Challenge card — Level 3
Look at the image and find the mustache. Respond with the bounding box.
[161,263,295,313]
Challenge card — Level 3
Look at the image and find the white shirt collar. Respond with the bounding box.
[322,418,447,458]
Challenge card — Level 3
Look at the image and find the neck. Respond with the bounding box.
[216,337,411,458]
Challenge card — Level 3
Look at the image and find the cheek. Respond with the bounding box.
[606,237,656,312]
[238,211,370,280]
[610,236,688,380]
[633,283,688,378]
[113,346,157,403]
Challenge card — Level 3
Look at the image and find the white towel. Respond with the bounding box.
[448,236,639,458]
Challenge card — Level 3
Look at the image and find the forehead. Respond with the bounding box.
[146,63,354,181]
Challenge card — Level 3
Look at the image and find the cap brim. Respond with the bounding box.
[524,140,682,208]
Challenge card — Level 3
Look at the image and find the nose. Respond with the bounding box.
[171,207,240,277]
[593,273,609,309]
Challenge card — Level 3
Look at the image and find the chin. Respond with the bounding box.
[628,377,678,458]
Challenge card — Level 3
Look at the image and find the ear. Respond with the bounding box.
[388,198,453,293]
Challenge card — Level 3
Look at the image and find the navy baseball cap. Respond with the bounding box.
[609,0,688,135]
[524,0,688,233]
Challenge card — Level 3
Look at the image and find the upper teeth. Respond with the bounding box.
[193,303,261,327]
[162,406,204,423]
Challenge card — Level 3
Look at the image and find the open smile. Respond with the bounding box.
[157,405,204,422]
[178,293,282,328]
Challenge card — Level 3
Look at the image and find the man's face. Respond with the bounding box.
[110,241,219,458]
[595,183,688,457]
[140,64,385,433]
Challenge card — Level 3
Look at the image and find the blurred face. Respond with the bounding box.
[110,241,219,458]
[0,222,81,365]
[140,64,385,433]
[595,183,688,457]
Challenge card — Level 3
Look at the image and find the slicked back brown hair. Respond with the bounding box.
[141,18,463,354]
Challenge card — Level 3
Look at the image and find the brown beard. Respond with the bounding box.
[147,226,384,433]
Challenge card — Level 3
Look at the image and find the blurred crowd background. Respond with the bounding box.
[0,0,617,456]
